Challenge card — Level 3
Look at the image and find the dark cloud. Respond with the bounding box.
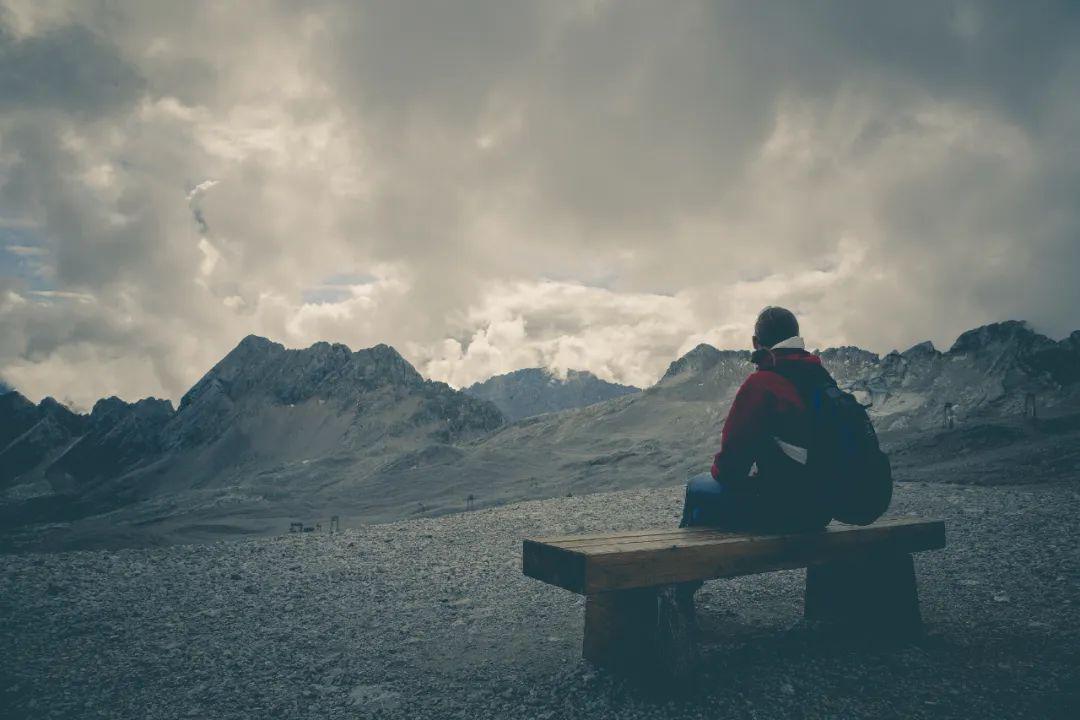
[0,23,143,116]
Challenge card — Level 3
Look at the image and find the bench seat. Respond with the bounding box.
[524,517,945,594]
[522,517,946,682]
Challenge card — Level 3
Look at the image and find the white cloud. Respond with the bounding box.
[196,238,220,277]
[186,178,219,201]
[28,290,95,303]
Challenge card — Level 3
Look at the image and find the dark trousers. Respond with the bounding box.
[679,472,830,532]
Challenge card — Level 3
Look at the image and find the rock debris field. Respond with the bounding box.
[2,481,1079,720]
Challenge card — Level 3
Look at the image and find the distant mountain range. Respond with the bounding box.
[464,368,639,421]
[2,320,1078,551]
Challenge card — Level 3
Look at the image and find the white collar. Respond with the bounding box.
[769,335,805,350]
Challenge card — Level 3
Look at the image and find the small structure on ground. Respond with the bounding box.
[1025,392,1038,421]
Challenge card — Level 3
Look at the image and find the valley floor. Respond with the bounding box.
[2,481,1078,719]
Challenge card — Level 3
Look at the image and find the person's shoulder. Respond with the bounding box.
[738,368,788,393]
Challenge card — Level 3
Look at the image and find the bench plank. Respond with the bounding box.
[547,529,740,549]
[523,517,945,594]
[529,527,703,545]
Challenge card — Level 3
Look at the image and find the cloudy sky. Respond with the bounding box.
[1,1,1078,408]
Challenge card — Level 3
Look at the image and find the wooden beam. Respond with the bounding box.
[805,550,923,640]
[582,584,698,687]
[523,518,945,594]
[522,538,586,594]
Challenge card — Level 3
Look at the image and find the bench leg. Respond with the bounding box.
[583,584,698,682]
[804,551,922,641]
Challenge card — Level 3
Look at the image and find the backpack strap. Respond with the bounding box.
[774,436,809,465]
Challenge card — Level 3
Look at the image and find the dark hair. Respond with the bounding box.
[754,306,799,348]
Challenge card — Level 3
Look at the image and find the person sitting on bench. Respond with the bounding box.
[680,306,835,533]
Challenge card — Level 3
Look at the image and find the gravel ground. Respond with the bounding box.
[2,481,1079,719]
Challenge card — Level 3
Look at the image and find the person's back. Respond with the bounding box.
[680,306,833,533]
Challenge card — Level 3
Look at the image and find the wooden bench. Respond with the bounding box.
[523,517,946,678]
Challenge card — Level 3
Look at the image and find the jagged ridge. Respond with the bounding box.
[0,336,506,521]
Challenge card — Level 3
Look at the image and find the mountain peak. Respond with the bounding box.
[662,344,724,381]
[182,336,425,410]
[818,345,880,361]
[1,389,34,412]
[947,320,1046,355]
[236,334,282,352]
[902,340,939,357]
[476,367,609,386]
[464,366,639,421]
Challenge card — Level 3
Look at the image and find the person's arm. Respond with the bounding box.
[711,375,772,488]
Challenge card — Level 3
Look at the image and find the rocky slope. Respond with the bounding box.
[165,335,504,453]
[0,336,505,538]
[465,368,639,421]
[3,480,1077,719]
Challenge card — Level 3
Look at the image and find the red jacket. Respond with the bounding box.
[710,349,824,487]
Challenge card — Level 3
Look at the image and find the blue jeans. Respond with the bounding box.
[679,472,754,530]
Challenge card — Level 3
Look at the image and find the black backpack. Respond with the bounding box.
[768,362,893,526]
